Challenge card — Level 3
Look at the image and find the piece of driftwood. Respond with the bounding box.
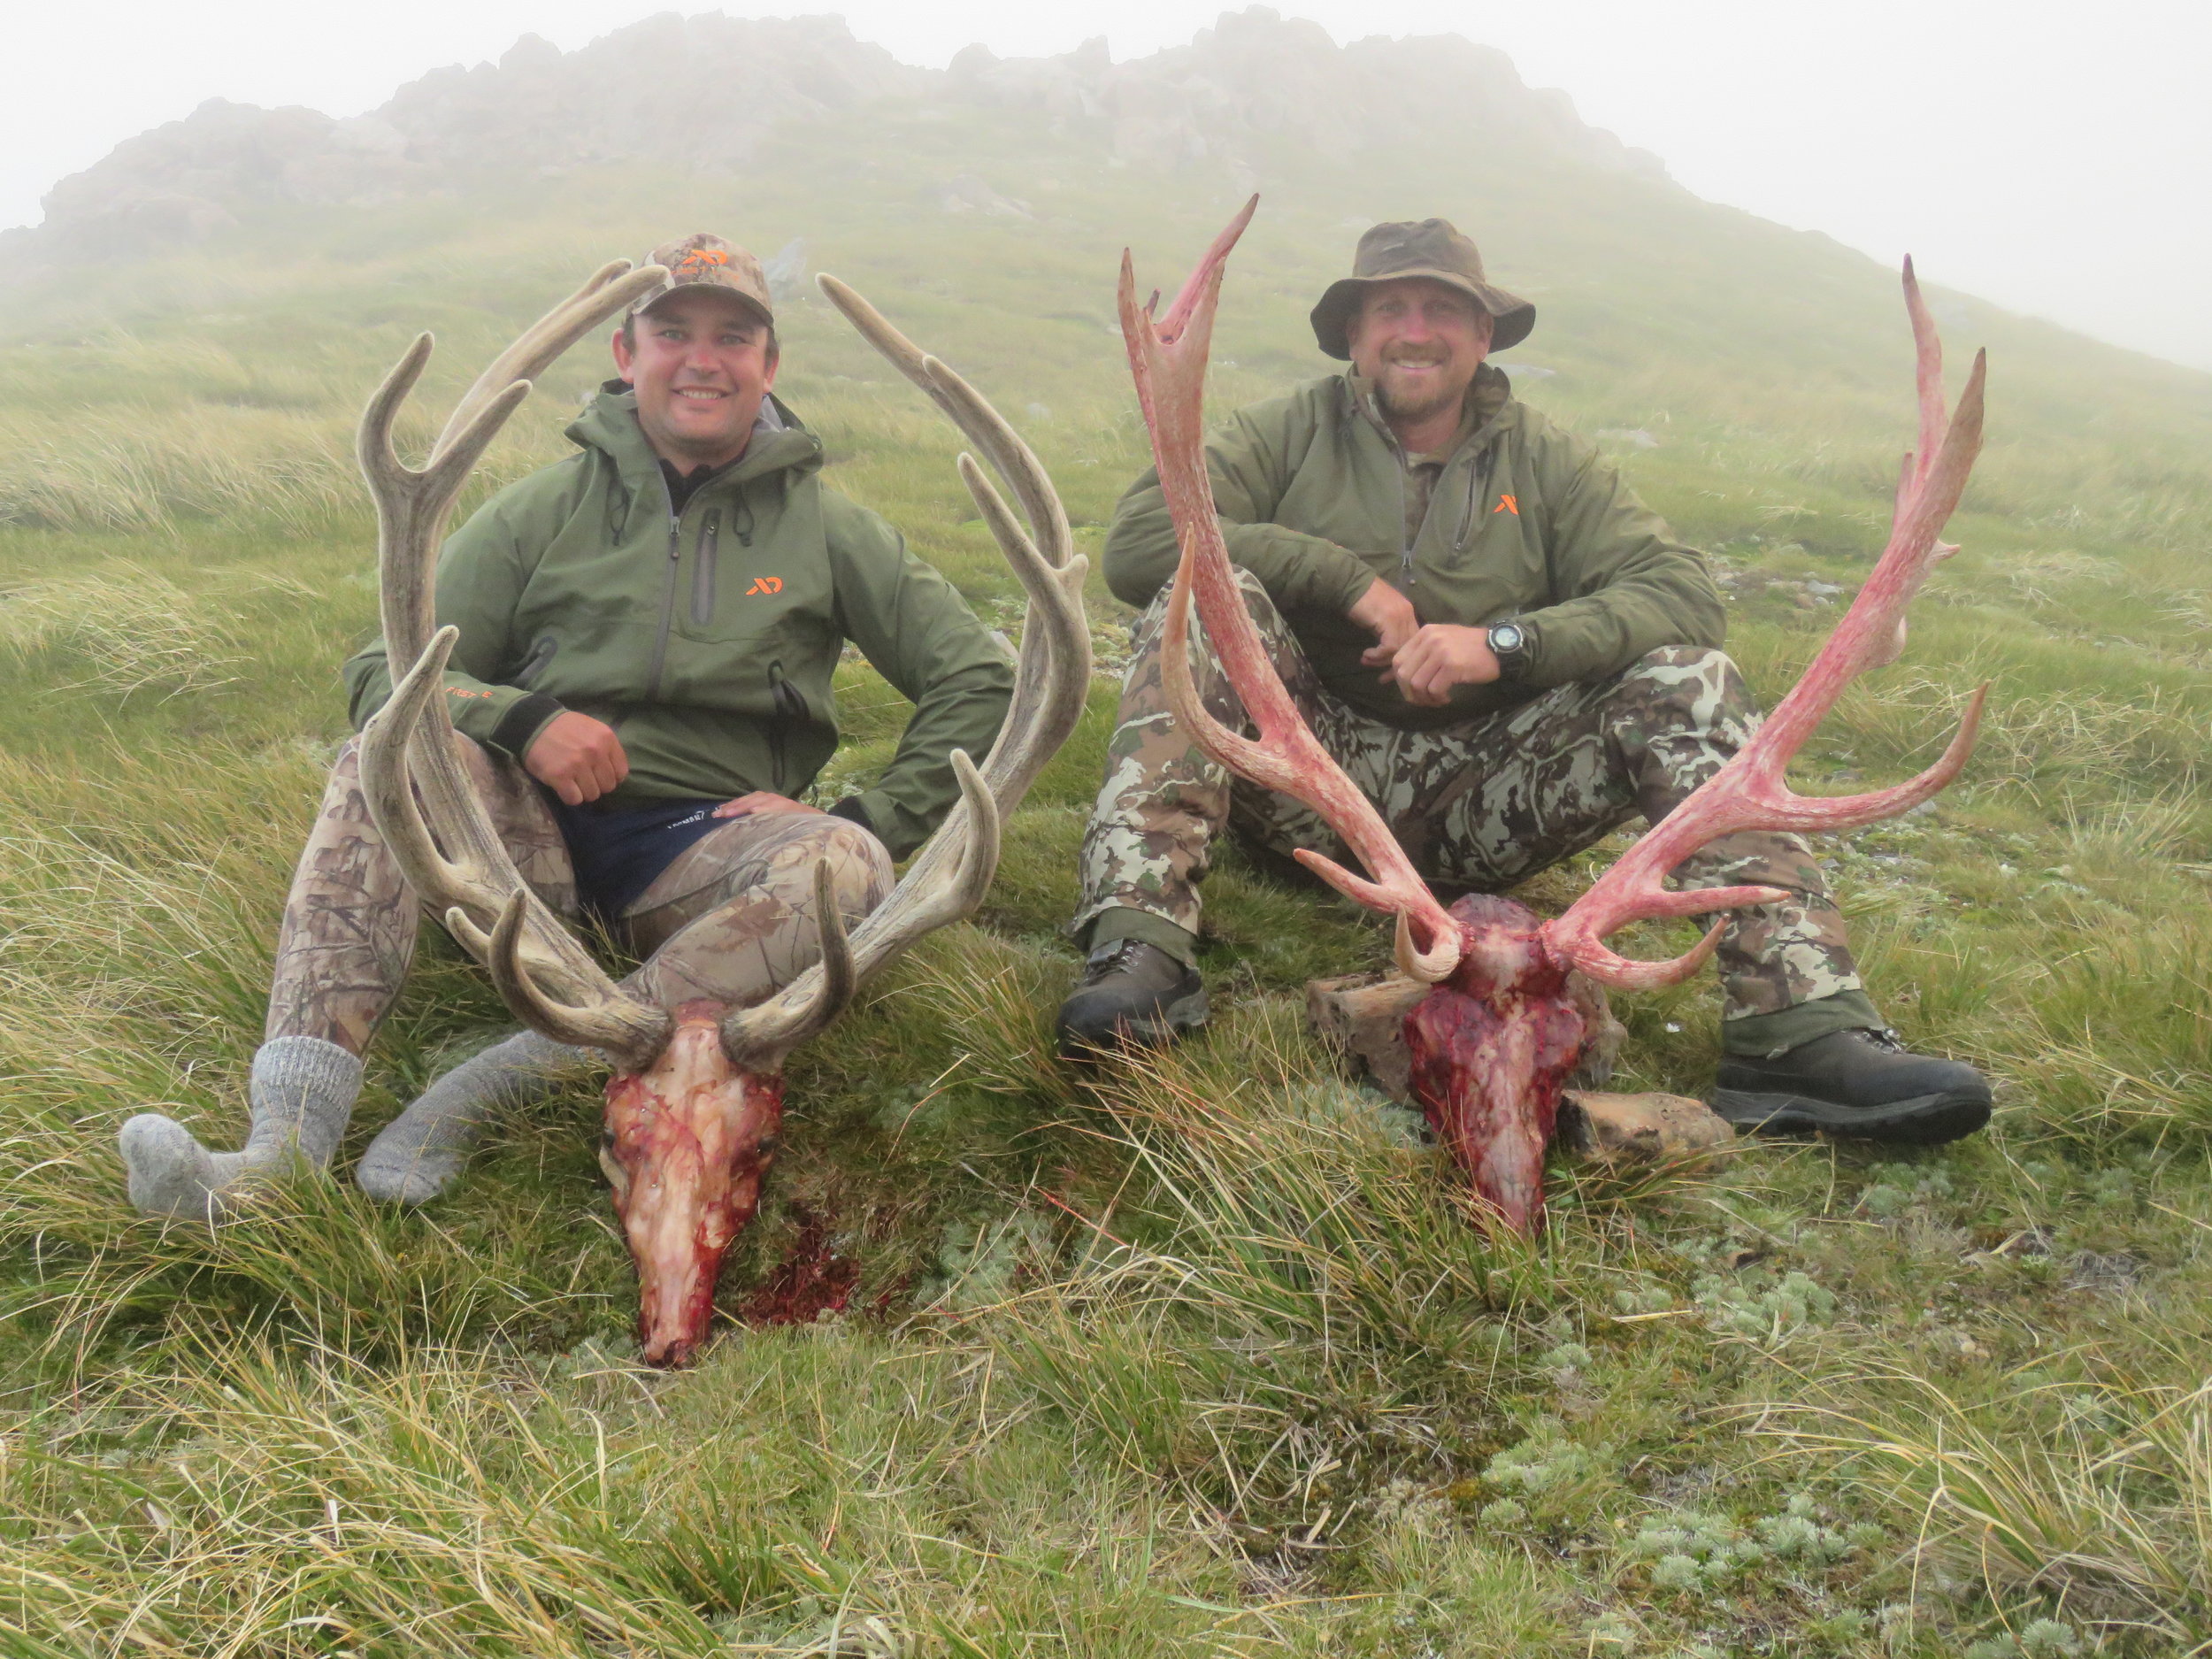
[1307,970,1625,1104]
[1557,1089,1733,1164]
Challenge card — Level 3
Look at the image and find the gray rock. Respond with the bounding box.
[762,237,808,303]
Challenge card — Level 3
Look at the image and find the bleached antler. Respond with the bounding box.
[361,262,1088,1071]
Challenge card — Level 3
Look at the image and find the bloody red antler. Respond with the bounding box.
[1545,260,1988,990]
[1126,200,1463,982]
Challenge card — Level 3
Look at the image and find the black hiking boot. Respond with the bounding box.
[1711,1027,1992,1144]
[1055,940,1210,1059]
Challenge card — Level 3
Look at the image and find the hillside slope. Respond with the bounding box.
[4,8,2206,572]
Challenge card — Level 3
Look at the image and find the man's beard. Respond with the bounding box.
[1375,362,1463,427]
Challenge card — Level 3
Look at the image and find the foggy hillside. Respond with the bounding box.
[0,0,2205,583]
[4,7,1656,261]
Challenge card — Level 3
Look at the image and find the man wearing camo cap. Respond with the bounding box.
[1056,217,1992,1146]
[120,233,1013,1219]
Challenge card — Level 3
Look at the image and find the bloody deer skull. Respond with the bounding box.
[1122,201,1987,1233]
[354,263,1090,1363]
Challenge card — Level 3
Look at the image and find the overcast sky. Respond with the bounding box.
[8,1,2208,370]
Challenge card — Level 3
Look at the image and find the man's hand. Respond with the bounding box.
[524,711,630,806]
[1350,577,1419,672]
[713,791,826,820]
[1386,624,1501,707]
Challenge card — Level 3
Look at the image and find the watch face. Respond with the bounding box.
[1490,623,1524,654]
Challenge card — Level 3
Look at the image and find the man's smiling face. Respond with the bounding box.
[1347,278,1494,432]
[611,288,779,471]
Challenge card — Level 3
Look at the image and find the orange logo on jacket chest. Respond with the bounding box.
[1493,493,1519,517]
[744,576,784,595]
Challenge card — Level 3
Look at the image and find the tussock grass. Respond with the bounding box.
[0,564,250,698]
[1764,1369,2212,1640]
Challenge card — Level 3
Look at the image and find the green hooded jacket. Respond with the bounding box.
[1102,365,1724,730]
[344,385,1013,859]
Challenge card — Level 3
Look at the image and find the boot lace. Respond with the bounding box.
[1082,938,1154,983]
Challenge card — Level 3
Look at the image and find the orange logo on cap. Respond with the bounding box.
[744,576,783,595]
[1493,493,1519,517]
[676,248,732,275]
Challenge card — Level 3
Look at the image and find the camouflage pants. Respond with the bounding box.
[266,737,892,1054]
[1074,572,1879,1052]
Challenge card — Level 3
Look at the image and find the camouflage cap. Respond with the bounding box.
[626,232,774,328]
[1310,219,1534,358]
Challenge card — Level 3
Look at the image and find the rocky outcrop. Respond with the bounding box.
[951,9,1660,178]
[19,6,1661,259]
[35,101,423,249]
[376,16,923,180]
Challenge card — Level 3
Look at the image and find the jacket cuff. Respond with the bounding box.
[1496,616,1544,683]
[1506,611,1580,687]
[488,692,566,761]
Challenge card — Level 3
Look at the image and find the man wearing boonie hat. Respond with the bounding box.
[1056,218,1992,1147]
[119,233,1015,1219]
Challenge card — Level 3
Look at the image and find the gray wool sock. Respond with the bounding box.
[119,1035,365,1222]
[357,1028,585,1205]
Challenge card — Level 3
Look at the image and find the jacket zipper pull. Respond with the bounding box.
[1399,473,1417,588]
[1453,454,1486,556]
[767,661,797,793]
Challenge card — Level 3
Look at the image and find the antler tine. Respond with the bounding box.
[721,749,999,1065]
[813,272,1090,809]
[713,859,861,1062]
[1902,257,1946,505]
[953,453,1091,804]
[468,890,678,1060]
[815,274,1074,578]
[361,631,672,1066]
[436,259,662,454]
[1546,262,1990,989]
[722,286,1088,1066]
[360,260,668,672]
[1127,202,1462,983]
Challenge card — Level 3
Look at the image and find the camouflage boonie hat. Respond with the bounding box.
[1310,219,1534,358]
[627,232,774,328]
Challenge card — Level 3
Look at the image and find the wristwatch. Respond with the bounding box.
[1486,620,1533,681]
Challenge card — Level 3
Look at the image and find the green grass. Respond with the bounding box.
[2,100,2210,1655]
